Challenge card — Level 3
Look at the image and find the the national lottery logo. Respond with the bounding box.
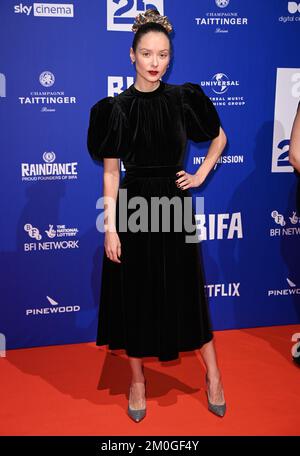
[39,71,55,87]
[0,73,6,98]
[215,0,230,8]
[270,210,300,237]
[18,71,76,112]
[200,73,245,107]
[24,223,79,253]
[107,0,164,32]
[21,152,78,181]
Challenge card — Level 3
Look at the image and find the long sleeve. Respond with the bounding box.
[87,96,128,163]
[181,82,221,142]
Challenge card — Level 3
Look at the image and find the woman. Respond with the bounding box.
[289,101,300,217]
[87,9,227,422]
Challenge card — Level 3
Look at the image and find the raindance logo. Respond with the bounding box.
[195,0,248,33]
[26,295,80,316]
[270,210,300,237]
[18,71,76,112]
[24,223,79,252]
[200,73,246,107]
[268,278,300,296]
[279,2,300,23]
[21,151,78,182]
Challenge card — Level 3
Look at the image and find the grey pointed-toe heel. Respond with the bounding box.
[127,381,147,423]
[205,374,226,417]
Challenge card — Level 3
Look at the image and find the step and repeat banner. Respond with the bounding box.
[1,0,299,351]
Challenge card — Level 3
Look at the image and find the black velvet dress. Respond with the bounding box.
[87,80,221,361]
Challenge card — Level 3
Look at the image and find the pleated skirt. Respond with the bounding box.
[96,164,214,361]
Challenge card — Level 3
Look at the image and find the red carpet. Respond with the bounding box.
[1,324,299,436]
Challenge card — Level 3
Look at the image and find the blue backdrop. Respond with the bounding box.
[1,0,299,351]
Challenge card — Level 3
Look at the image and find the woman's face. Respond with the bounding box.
[130,31,170,84]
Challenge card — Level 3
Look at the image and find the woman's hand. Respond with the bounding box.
[104,232,122,263]
[175,170,204,190]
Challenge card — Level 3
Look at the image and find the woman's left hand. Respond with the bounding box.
[175,170,204,190]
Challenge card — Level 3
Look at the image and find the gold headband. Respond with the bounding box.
[131,9,173,34]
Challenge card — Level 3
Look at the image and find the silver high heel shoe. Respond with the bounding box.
[127,381,146,422]
[205,374,226,417]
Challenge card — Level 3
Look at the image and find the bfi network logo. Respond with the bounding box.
[14,2,74,17]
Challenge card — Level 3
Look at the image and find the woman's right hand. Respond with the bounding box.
[104,231,122,263]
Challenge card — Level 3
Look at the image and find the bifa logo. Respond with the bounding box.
[0,73,6,98]
[107,0,164,32]
[272,68,300,173]
[288,2,300,13]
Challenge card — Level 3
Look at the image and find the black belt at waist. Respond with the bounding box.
[124,164,183,178]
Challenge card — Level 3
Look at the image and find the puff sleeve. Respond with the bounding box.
[87,96,128,162]
[181,82,221,142]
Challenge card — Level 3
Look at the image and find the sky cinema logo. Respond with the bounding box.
[14,3,74,17]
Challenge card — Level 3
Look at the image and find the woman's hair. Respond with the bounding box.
[131,9,173,56]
